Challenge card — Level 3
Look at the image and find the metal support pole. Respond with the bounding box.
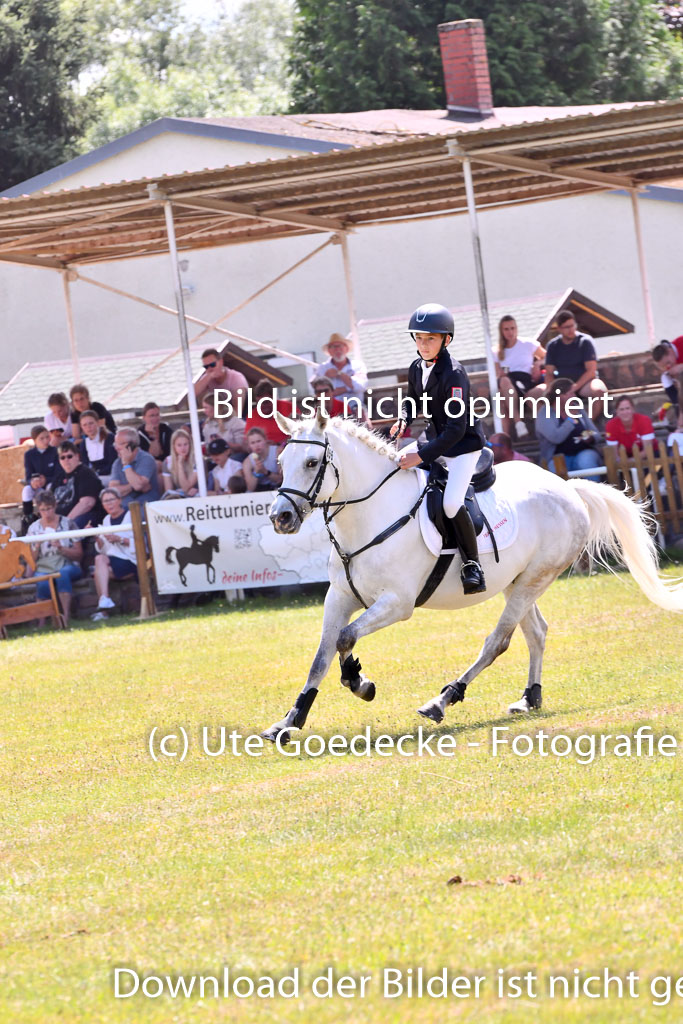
[630,190,656,348]
[61,269,81,382]
[155,191,208,496]
[338,233,360,352]
[461,156,501,432]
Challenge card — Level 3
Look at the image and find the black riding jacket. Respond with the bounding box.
[400,347,485,462]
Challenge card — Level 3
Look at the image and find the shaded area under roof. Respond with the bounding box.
[358,289,634,375]
[0,100,682,267]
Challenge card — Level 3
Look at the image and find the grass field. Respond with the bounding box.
[1,567,682,1023]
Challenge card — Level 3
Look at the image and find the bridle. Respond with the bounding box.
[274,432,427,608]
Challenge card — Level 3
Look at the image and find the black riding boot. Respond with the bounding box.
[453,505,486,595]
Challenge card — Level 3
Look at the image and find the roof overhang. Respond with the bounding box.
[0,99,682,266]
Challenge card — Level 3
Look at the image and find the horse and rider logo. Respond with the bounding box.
[165,524,219,587]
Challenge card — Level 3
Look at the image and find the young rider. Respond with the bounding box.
[390,303,487,594]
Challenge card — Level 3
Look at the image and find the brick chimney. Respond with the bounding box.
[438,19,493,119]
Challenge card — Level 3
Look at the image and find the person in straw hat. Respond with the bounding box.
[314,332,368,409]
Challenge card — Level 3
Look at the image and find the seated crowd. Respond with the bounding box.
[9,329,681,629]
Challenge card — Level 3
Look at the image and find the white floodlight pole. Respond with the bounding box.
[630,189,656,348]
[61,269,81,382]
[450,144,501,432]
[150,185,207,496]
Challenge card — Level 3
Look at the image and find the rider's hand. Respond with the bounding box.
[390,419,406,439]
[399,451,422,470]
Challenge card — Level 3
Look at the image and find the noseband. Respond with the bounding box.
[275,435,339,523]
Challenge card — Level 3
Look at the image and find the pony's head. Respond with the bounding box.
[270,409,338,534]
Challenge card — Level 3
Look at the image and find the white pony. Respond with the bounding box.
[264,411,682,742]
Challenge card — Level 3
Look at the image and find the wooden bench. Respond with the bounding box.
[0,573,65,638]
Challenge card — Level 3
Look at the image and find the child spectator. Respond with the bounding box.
[206,438,243,495]
[200,392,247,456]
[652,338,683,427]
[605,396,657,456]
[24,425,59,485]
[69,384,117,440]
[227,475,247,494]
[162,428,199,498]
[91,488,138,621]
[77,409,117,479]
[44,392,73,437]
[243,427,283,492]
[20,471,48,535]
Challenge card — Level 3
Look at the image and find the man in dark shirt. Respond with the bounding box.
[53,441,103,528]
[543,310,608,405]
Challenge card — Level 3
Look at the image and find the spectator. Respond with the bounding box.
[193,348,248,404]
[24,425,59,485]
[69,384,117,440]
[314,333,368,411]
[44,392,73,437]
[536,378,603,483]
[20,471,48,535]
[206,438,243,495]
[162,428,199,498]
[242,427,283,492]
[138,401,173,462]
[53,441,103,528]
[494,315,545,440]
[48,426,66,448]
[652,338,683,427]
[542,310,608,403]
[488,433,532,464]
[309,375,345,417]
[244,378,292,443]
[26,490,82,626]
[91,488,138,622]
[227,475,247,494]
[77,409,117,479]
[605,396,657,456]
[110,428,161,509]
[200,391,247,456]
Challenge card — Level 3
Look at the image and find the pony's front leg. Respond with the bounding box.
[261,586,359,744]
[336,592,414,702]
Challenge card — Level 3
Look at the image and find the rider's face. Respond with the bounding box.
[414,332,447,362]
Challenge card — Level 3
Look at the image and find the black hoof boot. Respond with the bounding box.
[525,684,542,709]
[461,560,486,595]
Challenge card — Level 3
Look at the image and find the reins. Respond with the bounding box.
[276,433,428,608]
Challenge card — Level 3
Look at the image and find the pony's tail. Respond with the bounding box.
[165,546,176,564]
[569,479,683,613]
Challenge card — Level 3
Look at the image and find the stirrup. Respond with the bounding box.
[461,559,486,595]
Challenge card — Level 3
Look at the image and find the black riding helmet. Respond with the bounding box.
[408,303,454,362]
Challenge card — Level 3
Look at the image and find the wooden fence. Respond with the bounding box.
[551,441,683,538]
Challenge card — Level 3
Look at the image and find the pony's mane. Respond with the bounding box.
[290,416,400,463]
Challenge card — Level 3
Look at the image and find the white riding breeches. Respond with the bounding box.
[441,450,482,518]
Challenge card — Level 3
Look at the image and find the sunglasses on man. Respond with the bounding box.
[203,361,219,370]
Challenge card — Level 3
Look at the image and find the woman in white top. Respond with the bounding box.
[495,315,546,439]
[162,428,199,498]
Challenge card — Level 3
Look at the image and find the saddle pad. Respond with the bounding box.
[416,469,518,558]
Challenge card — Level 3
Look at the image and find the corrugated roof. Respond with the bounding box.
[0,99,682,267]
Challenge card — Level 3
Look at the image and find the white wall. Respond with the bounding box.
[40,132,304,192]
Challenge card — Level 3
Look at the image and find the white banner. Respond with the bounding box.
[146,494,330,594]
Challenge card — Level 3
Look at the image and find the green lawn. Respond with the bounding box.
[1,569,681,1023]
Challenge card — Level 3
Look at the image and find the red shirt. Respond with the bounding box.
[669,336,683,364]
[245,399,294,444]
[605,412,656,455]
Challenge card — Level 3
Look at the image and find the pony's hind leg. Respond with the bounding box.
[417,570,557,724]
[261,585,359,743]
[507,603,548,713]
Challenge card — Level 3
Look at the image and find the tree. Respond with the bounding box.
[80,0,294,150]
[0,0,96,190]
[289,0,683,112]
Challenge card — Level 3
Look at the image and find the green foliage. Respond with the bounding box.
[0,0,96,189]
[290,0,683,112]
[80,0,294,150]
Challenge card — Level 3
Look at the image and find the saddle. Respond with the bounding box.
[426,447,496,550]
